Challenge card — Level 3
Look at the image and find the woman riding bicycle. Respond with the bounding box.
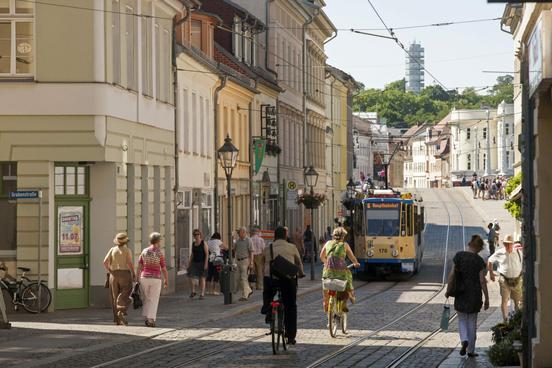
[320,227,360,314]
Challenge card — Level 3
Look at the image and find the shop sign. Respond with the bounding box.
[287,189,298,210]
[58,206,83,255]
[529,19,543,97]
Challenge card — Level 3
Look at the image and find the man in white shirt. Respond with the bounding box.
[487,234,523,321]
[250,228,266,290]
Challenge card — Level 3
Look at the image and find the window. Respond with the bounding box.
[163,28,171,101]
[0,162,17,255]
[154,23,160,99]
[252,33,257,66]
[467,154,471,170]
[112,0,121,84]
[506,151,510,167]
[0,1,34,76]
[244,29,251,64]
[141,13,152,96]
[55,165,88,196]
[181,88,189,152]
[192,92,197,154]
[483,154,487,170]
[505,124,510,135]
[483,127,487,139]
[124,6,136,90]
[233,16,241,59]
[191,20,201,49]
[466,128,471,140]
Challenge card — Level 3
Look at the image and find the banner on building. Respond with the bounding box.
[253,138,267,174]
[58,206,83,255]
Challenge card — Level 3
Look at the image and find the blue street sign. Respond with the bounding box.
[8,191,40,200]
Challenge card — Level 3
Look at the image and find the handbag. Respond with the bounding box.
[270,243,300,280]
[446,266,465,297]
[440,299,451,330]
[131,283,143,310]
[322,278,347,291]
[104,273,110,289]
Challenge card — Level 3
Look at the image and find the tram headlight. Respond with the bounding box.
[392,249,399,257]
[367,249,374,257]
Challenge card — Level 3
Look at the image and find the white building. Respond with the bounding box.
[449,103,514,180]
[352,115,373,183]
[403,125,428,188]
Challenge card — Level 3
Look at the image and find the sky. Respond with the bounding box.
[324,0,514,91]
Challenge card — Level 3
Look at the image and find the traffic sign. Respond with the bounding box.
[9,190,41,199]
[287,181,297,190]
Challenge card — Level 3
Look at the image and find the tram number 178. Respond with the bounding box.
[379,249,388,254]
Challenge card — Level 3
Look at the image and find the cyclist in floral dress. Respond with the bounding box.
[320,227,360,313]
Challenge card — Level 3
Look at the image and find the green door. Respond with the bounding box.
[55,201,89,309]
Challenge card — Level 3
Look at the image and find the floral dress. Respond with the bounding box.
[322,240,354,311]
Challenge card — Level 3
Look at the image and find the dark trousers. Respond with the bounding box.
[262,276,298,340]
[488,241,495,255]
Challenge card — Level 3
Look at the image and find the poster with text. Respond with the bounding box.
[58,206,83,255]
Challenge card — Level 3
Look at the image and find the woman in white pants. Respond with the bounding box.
[136,232,168,327]
[446,235,490,358]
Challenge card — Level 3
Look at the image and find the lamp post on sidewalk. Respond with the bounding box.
[218,135,239,305]
[304,166,319,281]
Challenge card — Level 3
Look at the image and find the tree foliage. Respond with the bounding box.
[353,75,514,127]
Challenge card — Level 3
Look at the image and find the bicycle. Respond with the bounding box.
[0,265,52,313]
[325,264,355,338]
[268,285,287,355]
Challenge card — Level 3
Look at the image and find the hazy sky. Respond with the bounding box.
[324,0,514,91]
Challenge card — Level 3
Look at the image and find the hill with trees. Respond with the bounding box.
[353,75,514,127]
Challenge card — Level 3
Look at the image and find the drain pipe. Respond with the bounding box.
[302,10,317,170]
[213,76,227,231]
[173,3,192,269]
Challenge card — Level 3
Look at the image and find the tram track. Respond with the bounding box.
[305,189,465,368]
[89,280,398,368]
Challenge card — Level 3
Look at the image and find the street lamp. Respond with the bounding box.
[304,166,319,281]
[346,177,356,198]
[217,135,239,305]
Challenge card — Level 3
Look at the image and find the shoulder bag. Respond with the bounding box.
[270,243,300,280]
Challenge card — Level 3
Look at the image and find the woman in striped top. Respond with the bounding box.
[137,232,168,327]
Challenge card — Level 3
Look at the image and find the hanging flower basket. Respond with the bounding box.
[297,192,326,209]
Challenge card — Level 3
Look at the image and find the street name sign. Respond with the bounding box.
[9,190,41,199]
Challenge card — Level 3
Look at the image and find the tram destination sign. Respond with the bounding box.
[8,190,41,200]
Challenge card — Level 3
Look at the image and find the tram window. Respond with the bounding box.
[365,207,400,236]
[407,204,413,236]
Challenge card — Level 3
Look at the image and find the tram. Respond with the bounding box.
[348,189,424,276]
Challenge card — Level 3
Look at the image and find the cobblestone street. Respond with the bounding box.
[0,188,507,368]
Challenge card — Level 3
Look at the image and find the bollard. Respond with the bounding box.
[220,264,233,305]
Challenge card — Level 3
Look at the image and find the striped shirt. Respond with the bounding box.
[139,245,166,279]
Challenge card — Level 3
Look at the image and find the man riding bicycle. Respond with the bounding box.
[261,226,305,345]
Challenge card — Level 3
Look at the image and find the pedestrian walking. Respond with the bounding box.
[487,234,523,321]
[446,235,489,358]
[137,232,169,327]
[324,226,332,242]
[261,226,305,345]
[250,228,266,290]
[303,225,314,262]
[487,223,496,255]
[207,232,223,296]
[103,232,135,325]
[292,227,305,258]
[320,227,360,314]
[234,227,254,301]
[188,229,208,299]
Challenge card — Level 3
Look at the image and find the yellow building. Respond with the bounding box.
[0,0,181,309]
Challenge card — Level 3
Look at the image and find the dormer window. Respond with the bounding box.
[233,16,242,59]
[191,20,202,49]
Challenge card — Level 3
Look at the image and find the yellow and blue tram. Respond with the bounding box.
[349,189,424,276]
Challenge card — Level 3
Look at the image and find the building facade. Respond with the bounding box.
[0,0,181,309]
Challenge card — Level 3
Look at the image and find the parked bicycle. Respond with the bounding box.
[0,264,51,313]
[267,285,286,355]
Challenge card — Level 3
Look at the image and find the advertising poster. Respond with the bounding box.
[58,206,83,255]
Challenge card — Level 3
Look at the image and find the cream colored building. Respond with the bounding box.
[502,5,552,366]
[0,0,181,309]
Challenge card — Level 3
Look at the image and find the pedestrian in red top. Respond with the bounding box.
[136,232,168,327]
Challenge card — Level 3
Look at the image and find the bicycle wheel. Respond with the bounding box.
[341,310,348,334]
[271,306,278,355]
[328,296,338,338]
[278,304,287,351]
[21,283,51,313]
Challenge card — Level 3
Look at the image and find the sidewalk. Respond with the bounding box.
[0,266,324,367]
[438,187,518,368]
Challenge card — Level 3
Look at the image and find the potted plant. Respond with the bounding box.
[488,310,522,367]
[297,192,326,209]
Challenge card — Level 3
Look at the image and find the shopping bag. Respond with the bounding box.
[440,299,451,330]
[131,283,143,310]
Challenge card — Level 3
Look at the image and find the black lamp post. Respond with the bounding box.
[304,166,319,281]
[346,177,355,198]
[218,135,239,305]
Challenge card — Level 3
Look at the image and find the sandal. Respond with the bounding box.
[145,319,156,327]
[199,295,205,300]
[189,292,196,298]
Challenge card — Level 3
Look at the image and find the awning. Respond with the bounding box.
[509,184,522,201]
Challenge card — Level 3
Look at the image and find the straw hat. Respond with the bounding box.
[503,234,514,244]
[114,232,129,245]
